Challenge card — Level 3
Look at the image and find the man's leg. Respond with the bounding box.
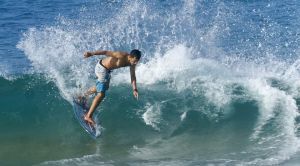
[77,86,97,105]
[84,92,105,126]
[84,86,97,97]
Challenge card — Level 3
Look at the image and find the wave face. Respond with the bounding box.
[2,0,300,165]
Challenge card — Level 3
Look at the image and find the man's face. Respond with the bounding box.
[129,56,139,65]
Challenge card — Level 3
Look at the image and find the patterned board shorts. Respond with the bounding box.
[95,60,112,93]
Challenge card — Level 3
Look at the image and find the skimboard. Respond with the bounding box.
[72,98,100,139]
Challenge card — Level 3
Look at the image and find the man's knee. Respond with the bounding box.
[95,92,105,100]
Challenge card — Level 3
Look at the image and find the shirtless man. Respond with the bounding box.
[81,49,141,126]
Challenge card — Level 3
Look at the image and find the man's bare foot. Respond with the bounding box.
[84,115,96,127]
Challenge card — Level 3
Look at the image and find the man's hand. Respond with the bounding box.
[133,89,139,100]
[84,51,93,58]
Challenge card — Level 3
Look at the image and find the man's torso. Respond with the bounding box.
[101,55,130,70]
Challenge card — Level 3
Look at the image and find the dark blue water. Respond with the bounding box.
[1,0,300,165]
[0,0,85,74]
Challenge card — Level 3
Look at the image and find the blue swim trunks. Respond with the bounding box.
[95,59,112,93]
[96,80,109,93]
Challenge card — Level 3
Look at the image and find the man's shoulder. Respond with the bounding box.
[114,51,129,56]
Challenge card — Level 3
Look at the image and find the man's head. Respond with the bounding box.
[129,49,141,65]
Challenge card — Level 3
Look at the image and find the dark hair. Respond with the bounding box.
[130,49,141,60]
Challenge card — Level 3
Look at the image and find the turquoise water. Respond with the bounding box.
[1,0,300,165]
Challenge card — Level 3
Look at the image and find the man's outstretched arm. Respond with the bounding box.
[84,50,127,59]
[130,65,139,99]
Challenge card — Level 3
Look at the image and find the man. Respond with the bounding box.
[80,49,141,126]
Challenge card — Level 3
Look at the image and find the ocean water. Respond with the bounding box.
[1,0,300,165]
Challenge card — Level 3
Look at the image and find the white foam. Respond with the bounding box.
[37,154,107,166]
[114,44,233,109]
[180,112,187,121]
[247,79,279,140]
[114,44,191,85]
[244,77,300,165]
[142,102,162,131]
[17,27,94,102]
[132,44,300,164]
